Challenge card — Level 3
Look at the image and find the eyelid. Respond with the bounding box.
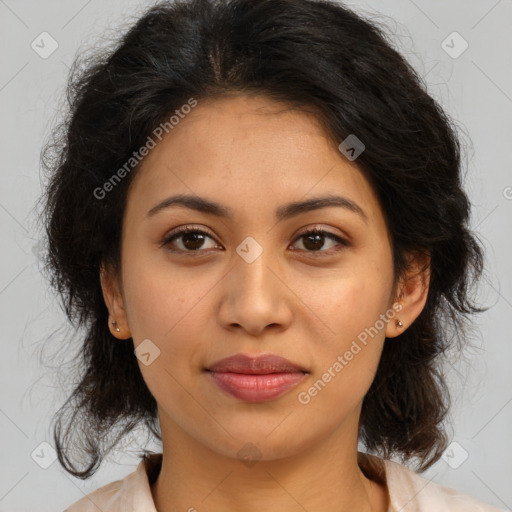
[294,224,348,240]
[162,224,216,241]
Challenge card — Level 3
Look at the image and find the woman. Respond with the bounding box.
[39,0,504,510]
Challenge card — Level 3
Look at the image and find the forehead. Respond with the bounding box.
[125,94,383,227]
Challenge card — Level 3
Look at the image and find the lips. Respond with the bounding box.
[206,353,308,403]
[207,353,307,374]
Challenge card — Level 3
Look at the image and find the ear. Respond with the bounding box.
[385,249,430,338]
[100,262,132,340]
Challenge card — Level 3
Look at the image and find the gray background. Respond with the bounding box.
[0,0,511,510]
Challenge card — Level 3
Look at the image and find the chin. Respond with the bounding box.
[198,424,317,463]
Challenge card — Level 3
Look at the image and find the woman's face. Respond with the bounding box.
[106,93,405,460]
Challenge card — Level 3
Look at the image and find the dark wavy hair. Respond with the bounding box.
[38,0,486,479]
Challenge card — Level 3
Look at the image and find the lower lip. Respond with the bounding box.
[208,371,306,402]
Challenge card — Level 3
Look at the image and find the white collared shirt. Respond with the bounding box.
[63,452,506,511]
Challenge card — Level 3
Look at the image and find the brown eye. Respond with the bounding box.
[291,228,349,254]
[161,226,219,253]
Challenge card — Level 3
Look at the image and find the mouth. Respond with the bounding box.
[205,353,309,403]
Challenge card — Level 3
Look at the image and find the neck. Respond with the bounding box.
[150,411,388,512]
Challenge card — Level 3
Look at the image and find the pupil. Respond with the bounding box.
[183,233,204,250]
[304,233,324,251]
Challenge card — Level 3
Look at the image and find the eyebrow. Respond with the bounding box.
[146,193,368,224]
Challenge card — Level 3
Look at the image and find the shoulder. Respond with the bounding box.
[63,453,161,512]
[63,478,125,511]
[382,457,506,512]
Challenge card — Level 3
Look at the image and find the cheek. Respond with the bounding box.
[121,252,195,340]
[121,256,217,380]
[121,262,206,410]
[301,257,393,387]
[296,282,389,420]
[339,279,388,335]
[309,264,392,344]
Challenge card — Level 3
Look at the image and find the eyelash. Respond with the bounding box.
[161,225,350,256]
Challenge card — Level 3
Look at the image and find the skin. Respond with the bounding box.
[100,93,430,512]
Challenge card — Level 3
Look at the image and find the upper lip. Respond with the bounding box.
[207,353,308,374]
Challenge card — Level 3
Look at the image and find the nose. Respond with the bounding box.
[217,245,293,337]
